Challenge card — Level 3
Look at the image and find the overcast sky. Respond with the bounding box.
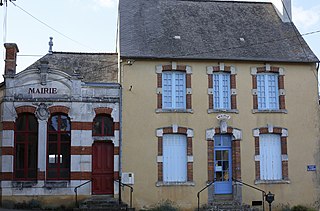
[0,0,319,78]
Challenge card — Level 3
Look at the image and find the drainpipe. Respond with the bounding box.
[118,59,134,205]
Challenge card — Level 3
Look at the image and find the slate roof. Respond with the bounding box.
[119,0,319,63]
[27,52,118,83]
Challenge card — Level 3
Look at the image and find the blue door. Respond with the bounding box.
[214,135,232,194]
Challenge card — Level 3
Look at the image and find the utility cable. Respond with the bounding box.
[10,1,97,51]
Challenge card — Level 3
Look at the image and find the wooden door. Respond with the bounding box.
[92,142,114,195]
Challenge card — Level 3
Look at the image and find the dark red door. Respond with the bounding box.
[92,142,114,195]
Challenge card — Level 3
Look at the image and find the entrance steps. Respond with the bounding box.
[74,195,135,211]
[203,196,255,211]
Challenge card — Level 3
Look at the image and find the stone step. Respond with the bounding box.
[75,195,133,211]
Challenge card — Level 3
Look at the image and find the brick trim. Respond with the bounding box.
[114,146,120,155]
[1,147,14,155]
[15,106,36,114]
[254,126,289,180]
[70,172,91,180]
[94,107,113,115]
[71,146,92,155]
[114,122,120,130]
[208,141,214,181]
[251,65,286,110]
[114,171,119,180]
[0,172,13,180]
[3,121,15,130]
[48,106,69,114]
[71,122,92,130]
[38,171,45,180]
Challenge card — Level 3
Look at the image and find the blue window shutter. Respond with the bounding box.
[163,134,187,182]
[174,72,186,109]
[162,72,186,109]
[259,134,282,180]
[213,73,230,109]
[162,72,172,109]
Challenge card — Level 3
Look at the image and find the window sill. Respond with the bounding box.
[12,181,37,188]
[44,181,69,188]
[252,109,287,114]
[254,179,290,185]
[208,109,239,114]
[93,136,115,141]
[156,181,195,187]
[156,109,193,113]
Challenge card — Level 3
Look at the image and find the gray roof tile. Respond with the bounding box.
[27,52,118,83]
[119,0,319,62]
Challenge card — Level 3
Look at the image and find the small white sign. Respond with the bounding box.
[307,165,316,171]
[215,166,222,172]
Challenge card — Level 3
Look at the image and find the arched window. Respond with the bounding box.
[47,114,71,180]
[14,113,38,180]
[93,114,114,136]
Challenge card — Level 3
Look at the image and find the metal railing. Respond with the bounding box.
[115,179,134,209]
[74,180,92,208]
[197,180,215,211]
[232,178,266,211]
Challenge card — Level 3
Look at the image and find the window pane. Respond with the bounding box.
[28,115,38,132]
[162,72,173,108]
[28,133,38,143]
[28,169,37,179]
[15,144,25,169]
[60,115,70,131]
[49,116,59,131]
[16,133,25,142]
[93,116,102,135]
[103,116,114,135]
[61,144,70,168]
[48,134,57,142]
[213,73,230,109]
[15,170,24,179]
[28,143,37,168]
[61,134,71,142]
[16,115,26,131]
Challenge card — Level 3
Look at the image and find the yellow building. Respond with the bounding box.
[118,0,320,210]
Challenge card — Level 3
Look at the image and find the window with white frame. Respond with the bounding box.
[213,73,231,110]
[162,71,186,109]
[259,134,282,180]
[257,74,279,110]
[163,134,187,182]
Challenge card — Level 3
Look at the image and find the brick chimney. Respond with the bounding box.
[4,43,19,75]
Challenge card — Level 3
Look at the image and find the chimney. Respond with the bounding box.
[271,0,292,23]
[282,0,292,22]
[4,43,19,75]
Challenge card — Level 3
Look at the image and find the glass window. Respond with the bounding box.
[213,73,231,110]
[163,134,187,182]
[162,71,186,109]
[257,74,279,110]
[14,113,38,180]
[47,114,71,180]
[93,114,114,136]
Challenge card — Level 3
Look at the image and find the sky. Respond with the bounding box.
[0,0,319,79]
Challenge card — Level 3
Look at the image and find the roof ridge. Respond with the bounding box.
[176,0,271,4]
[52,51,117,55]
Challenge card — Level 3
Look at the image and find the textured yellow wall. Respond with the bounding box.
[121,60,320,210]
